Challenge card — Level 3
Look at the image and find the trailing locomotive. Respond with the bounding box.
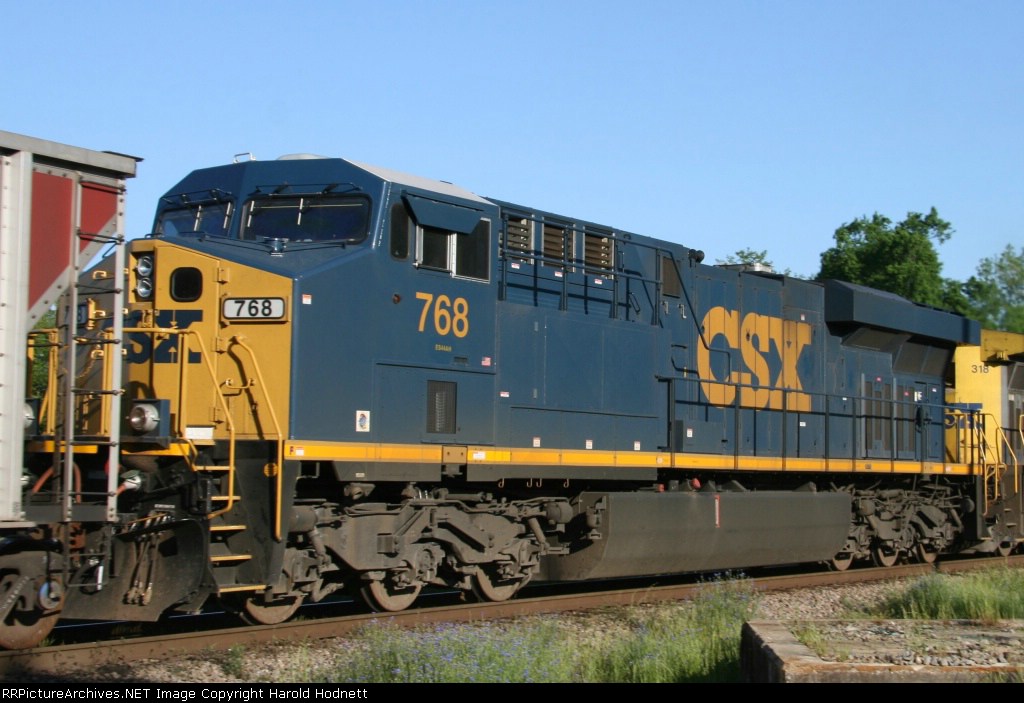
[11,153,1024,649]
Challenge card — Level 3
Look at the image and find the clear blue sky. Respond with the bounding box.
[3,1,1020,281]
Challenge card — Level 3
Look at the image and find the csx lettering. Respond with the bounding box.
[416,292,469,338]
[697,306,812,411]
[126,310,203,364]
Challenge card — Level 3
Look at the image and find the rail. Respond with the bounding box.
[122,326,286,540]
[943,409,1018,515]
[498,213,705,330]
[25,329,60,435]
[986,414,1020,509]
[22,232,126,527]
[123,326,238,521]
[661,373,987,477]
[992,418,1019,495]
[230,336,286,540]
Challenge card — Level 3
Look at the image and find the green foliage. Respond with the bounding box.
[339,619,575,683]
[219,645,247,679]
[717,249,792,276]
[586,577,758,683]
[792,623,850,662]
[309,576,757,683]
[29,309,56,398]
[817,208,961,308]
[875,568,1024,620]
[718,248,772,266]
[962,244,1024,333]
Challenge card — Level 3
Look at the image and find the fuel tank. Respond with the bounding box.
[540,489,851,581]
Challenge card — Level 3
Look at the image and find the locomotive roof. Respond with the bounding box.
[343,158,491,205]
[161,155,493,207]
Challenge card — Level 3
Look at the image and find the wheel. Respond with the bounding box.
[996,540,1014,557]
[361,579,421,612]
[914,543,938,564]
[829,553,854,572]
[0,571,60,650]
[237,594,303,625]
[470,567,525,602]
[871,544,899,568]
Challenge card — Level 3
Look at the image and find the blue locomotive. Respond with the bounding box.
[12,152,1022,647]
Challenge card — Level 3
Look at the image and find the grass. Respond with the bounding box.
[294,574,760,684]
[584,577,759,682]
[791,622,851,662]
[333,619,576,683]
[220,645,247,679]
[871,567,1024,621]
[221,567,1024,683]
[792,567,1024,666]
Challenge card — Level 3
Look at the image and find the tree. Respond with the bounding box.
[962,244,1024,333]
[29,309,56,398]
[717,248,792,276]
[816,208,962,309]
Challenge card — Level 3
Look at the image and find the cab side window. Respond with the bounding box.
[398,194,490,281]
[390,202,411,259]
[455,219,489,279]
[416,221,490,281]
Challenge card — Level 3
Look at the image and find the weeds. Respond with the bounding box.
[337,619,575,683]
[220,645,247,679]
[874,568,1024,621]
[585,576,759,683]
[323,575,759,684]
[220,568,1024,683]
[792,623,849,662]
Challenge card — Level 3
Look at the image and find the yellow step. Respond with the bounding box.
[217,584,266,594]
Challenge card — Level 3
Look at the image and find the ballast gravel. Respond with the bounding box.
[14,578,1023,682]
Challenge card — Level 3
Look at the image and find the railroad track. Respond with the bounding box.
[3,555,1022,679]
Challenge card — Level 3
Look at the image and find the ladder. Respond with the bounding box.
[49,228,126,590]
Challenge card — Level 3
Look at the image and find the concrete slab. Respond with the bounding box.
[741,619,1024,683]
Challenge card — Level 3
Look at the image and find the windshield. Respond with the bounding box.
[156,202,233,237]
[241,195,370,243]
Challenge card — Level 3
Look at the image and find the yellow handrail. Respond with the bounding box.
[230,335,285,541]
[993,422,1020,495]
[26,329,61,434]
[123,326,237,520]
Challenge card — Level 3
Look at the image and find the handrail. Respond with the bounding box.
[230,336,285,541]
[958,411,1018,514]
[498,213,688,324]
[26,329,61,434]
[666,371,970,473]
[988,415,1020,495]
[123,326,237,519]
[944,408,985,467]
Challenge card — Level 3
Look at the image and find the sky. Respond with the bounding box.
[2,1,1020,281]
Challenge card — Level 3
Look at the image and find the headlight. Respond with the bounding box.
[136,277,153,300]
[119,470,143,492]
[24,403,35,430]
[129,403,160,433]
[135,255,154,277]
